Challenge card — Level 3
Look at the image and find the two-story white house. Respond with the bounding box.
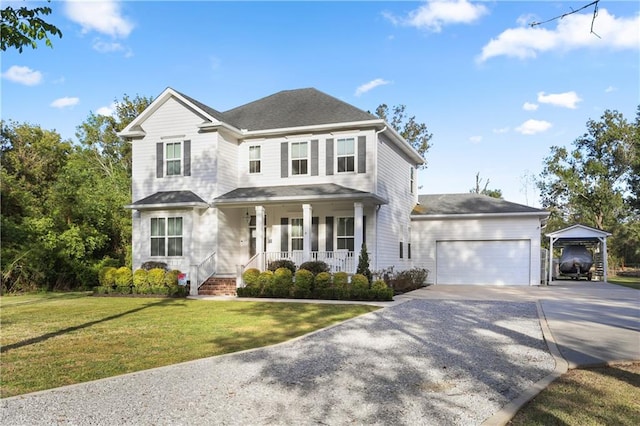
[121,87,549,295]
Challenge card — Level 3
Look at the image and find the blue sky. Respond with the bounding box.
[2,0,639,206]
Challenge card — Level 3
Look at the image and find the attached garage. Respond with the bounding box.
[411,194,549,286]
[436,240,531,285]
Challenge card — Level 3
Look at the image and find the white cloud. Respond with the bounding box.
[96,102,117,116]
[469,135,482,144]
[65,0,134,38]
[516,119,552,135]
[385,0,488,32]
[2,65,43,86]
[537,91,582,109]
[478,8,640,62]
[92,38,133,56]
[493,127,509,134]
[355,78,391,96]
[605,86,617,93]
[523,102,538,111]
[51,97,80,108]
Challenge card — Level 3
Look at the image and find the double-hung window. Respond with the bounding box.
[291,142,308,175]
[249,145,261,174]
[337,138,355,173]
[410,167,415,194]
[166,142,182,176]
[337,217,354,251]
[150,217,183,256]
[291,218,303,250]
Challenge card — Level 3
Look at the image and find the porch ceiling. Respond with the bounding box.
[212,183,387,207]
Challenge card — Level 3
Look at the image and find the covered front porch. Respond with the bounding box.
[212,184,387,278]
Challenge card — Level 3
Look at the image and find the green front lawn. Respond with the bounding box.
[510,363,640,425]
[0,293,377,397]
[608,274,640,290]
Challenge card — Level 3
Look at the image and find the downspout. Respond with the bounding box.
[373,126,387,274]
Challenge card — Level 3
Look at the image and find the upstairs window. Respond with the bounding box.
[337,217,354,251]
[410,167,415,194]
[249,145,261,174]
[151,217,183,257]
[337,138,355,173]
[291,142,308,175]
[166,142,182,176]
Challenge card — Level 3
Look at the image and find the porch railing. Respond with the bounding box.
[243,251,355,275]
[190,251,216,296]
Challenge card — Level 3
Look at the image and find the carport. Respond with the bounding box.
[546,224,612,283]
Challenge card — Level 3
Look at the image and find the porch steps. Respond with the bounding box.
[198,277,237,296]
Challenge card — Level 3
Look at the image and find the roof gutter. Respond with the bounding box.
[411,211,551,220]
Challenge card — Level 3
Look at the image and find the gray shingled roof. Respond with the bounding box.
[413,193,547,216]
[221,88,378,131]
[129,191,207,207]
[214,183,387,205]
[175,90,226,122]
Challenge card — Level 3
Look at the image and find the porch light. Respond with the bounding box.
[244,210,251,224]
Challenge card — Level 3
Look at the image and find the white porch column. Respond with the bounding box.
[354,202,364,272]
[601,237,608,282]
[255,205,265,270]
[548,237,555,285]
[302,204,312,262]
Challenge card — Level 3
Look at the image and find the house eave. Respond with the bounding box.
[212,193,388,207]
[125,202,210,211]
[411,211,550,220]
[237,119,386,139]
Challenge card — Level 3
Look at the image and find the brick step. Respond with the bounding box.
[199,277,237,296]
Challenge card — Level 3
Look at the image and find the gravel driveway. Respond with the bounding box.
[1,300,555,425]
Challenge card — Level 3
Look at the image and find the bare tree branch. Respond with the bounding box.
[530,0,601,39]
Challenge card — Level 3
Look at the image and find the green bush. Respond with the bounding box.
[298,261,330,275]
[350,273,370,300]
[242,268,261,287]
[267,259,296,274]
[315,272,332,289]
[98,266,117,287]
[115,285,132,294]
[114,267,133,287]
[258,270,274,296]
[133,269,148,290]
[147,268,166,287]
[333,272,349,289]
[272,267,293,297]
[237,286,261,297]
[356,243,373,283]
[293,269,314,298]
[93,286,110,295]
[164,269,180,287]
[371,279,394,301]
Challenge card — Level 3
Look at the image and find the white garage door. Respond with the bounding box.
[436,240,531,285]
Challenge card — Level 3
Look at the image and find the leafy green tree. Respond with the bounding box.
[356,243,372,283]
[538,108,639,265]
[1,1,62,52]
[374,104,433,168]
[627,106,640,213]
[470,172,503,199]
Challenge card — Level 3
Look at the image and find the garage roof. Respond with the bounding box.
[412,194,548,217]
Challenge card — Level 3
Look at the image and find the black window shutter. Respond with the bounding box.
[280,218,289,251]
[399,241,403,259]
[156,142,164,178]
[408,243,412,259]
[183,140,191,176]
[358,136,366,173]
[326,138,334,175]
[281,142,288,178]
[325,216,334,251]
[312,217,319,251]
[310,139,319,176]
[363,216,366,245]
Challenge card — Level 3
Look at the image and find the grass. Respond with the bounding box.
[608,274,640,290]
[510,363,640,425]
[0,292,378,398]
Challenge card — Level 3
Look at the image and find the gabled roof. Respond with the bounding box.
[125,191,208,210]
[412,193,548,217]
[222,88,377,131]
[546,224,612,239]
[213,183,387,206]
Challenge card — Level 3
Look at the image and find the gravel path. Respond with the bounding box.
[1,300,555,425]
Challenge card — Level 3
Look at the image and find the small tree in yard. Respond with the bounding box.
[357,243,372,283]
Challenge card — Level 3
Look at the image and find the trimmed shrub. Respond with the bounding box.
[93,286,110,295]
[237,286,261,297]
[115,285,132,294]
[272,267,293,297]
[371,279,394,301]
[267,259,296,274]
[141,261,168,271]
[391,268,429,294]
[114,267,133,287]
[298,261,330,275]
[293,269,314,298]
[356,243,373,283]
[314,272,332,289]
[350,273,369,300]
[333,272,349,289]
[164,269,180,287]
[147,268,166,287]
[258,270,275,296]
[242,268,261,287]
[99,266,117,287]
[133,269,148,290]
